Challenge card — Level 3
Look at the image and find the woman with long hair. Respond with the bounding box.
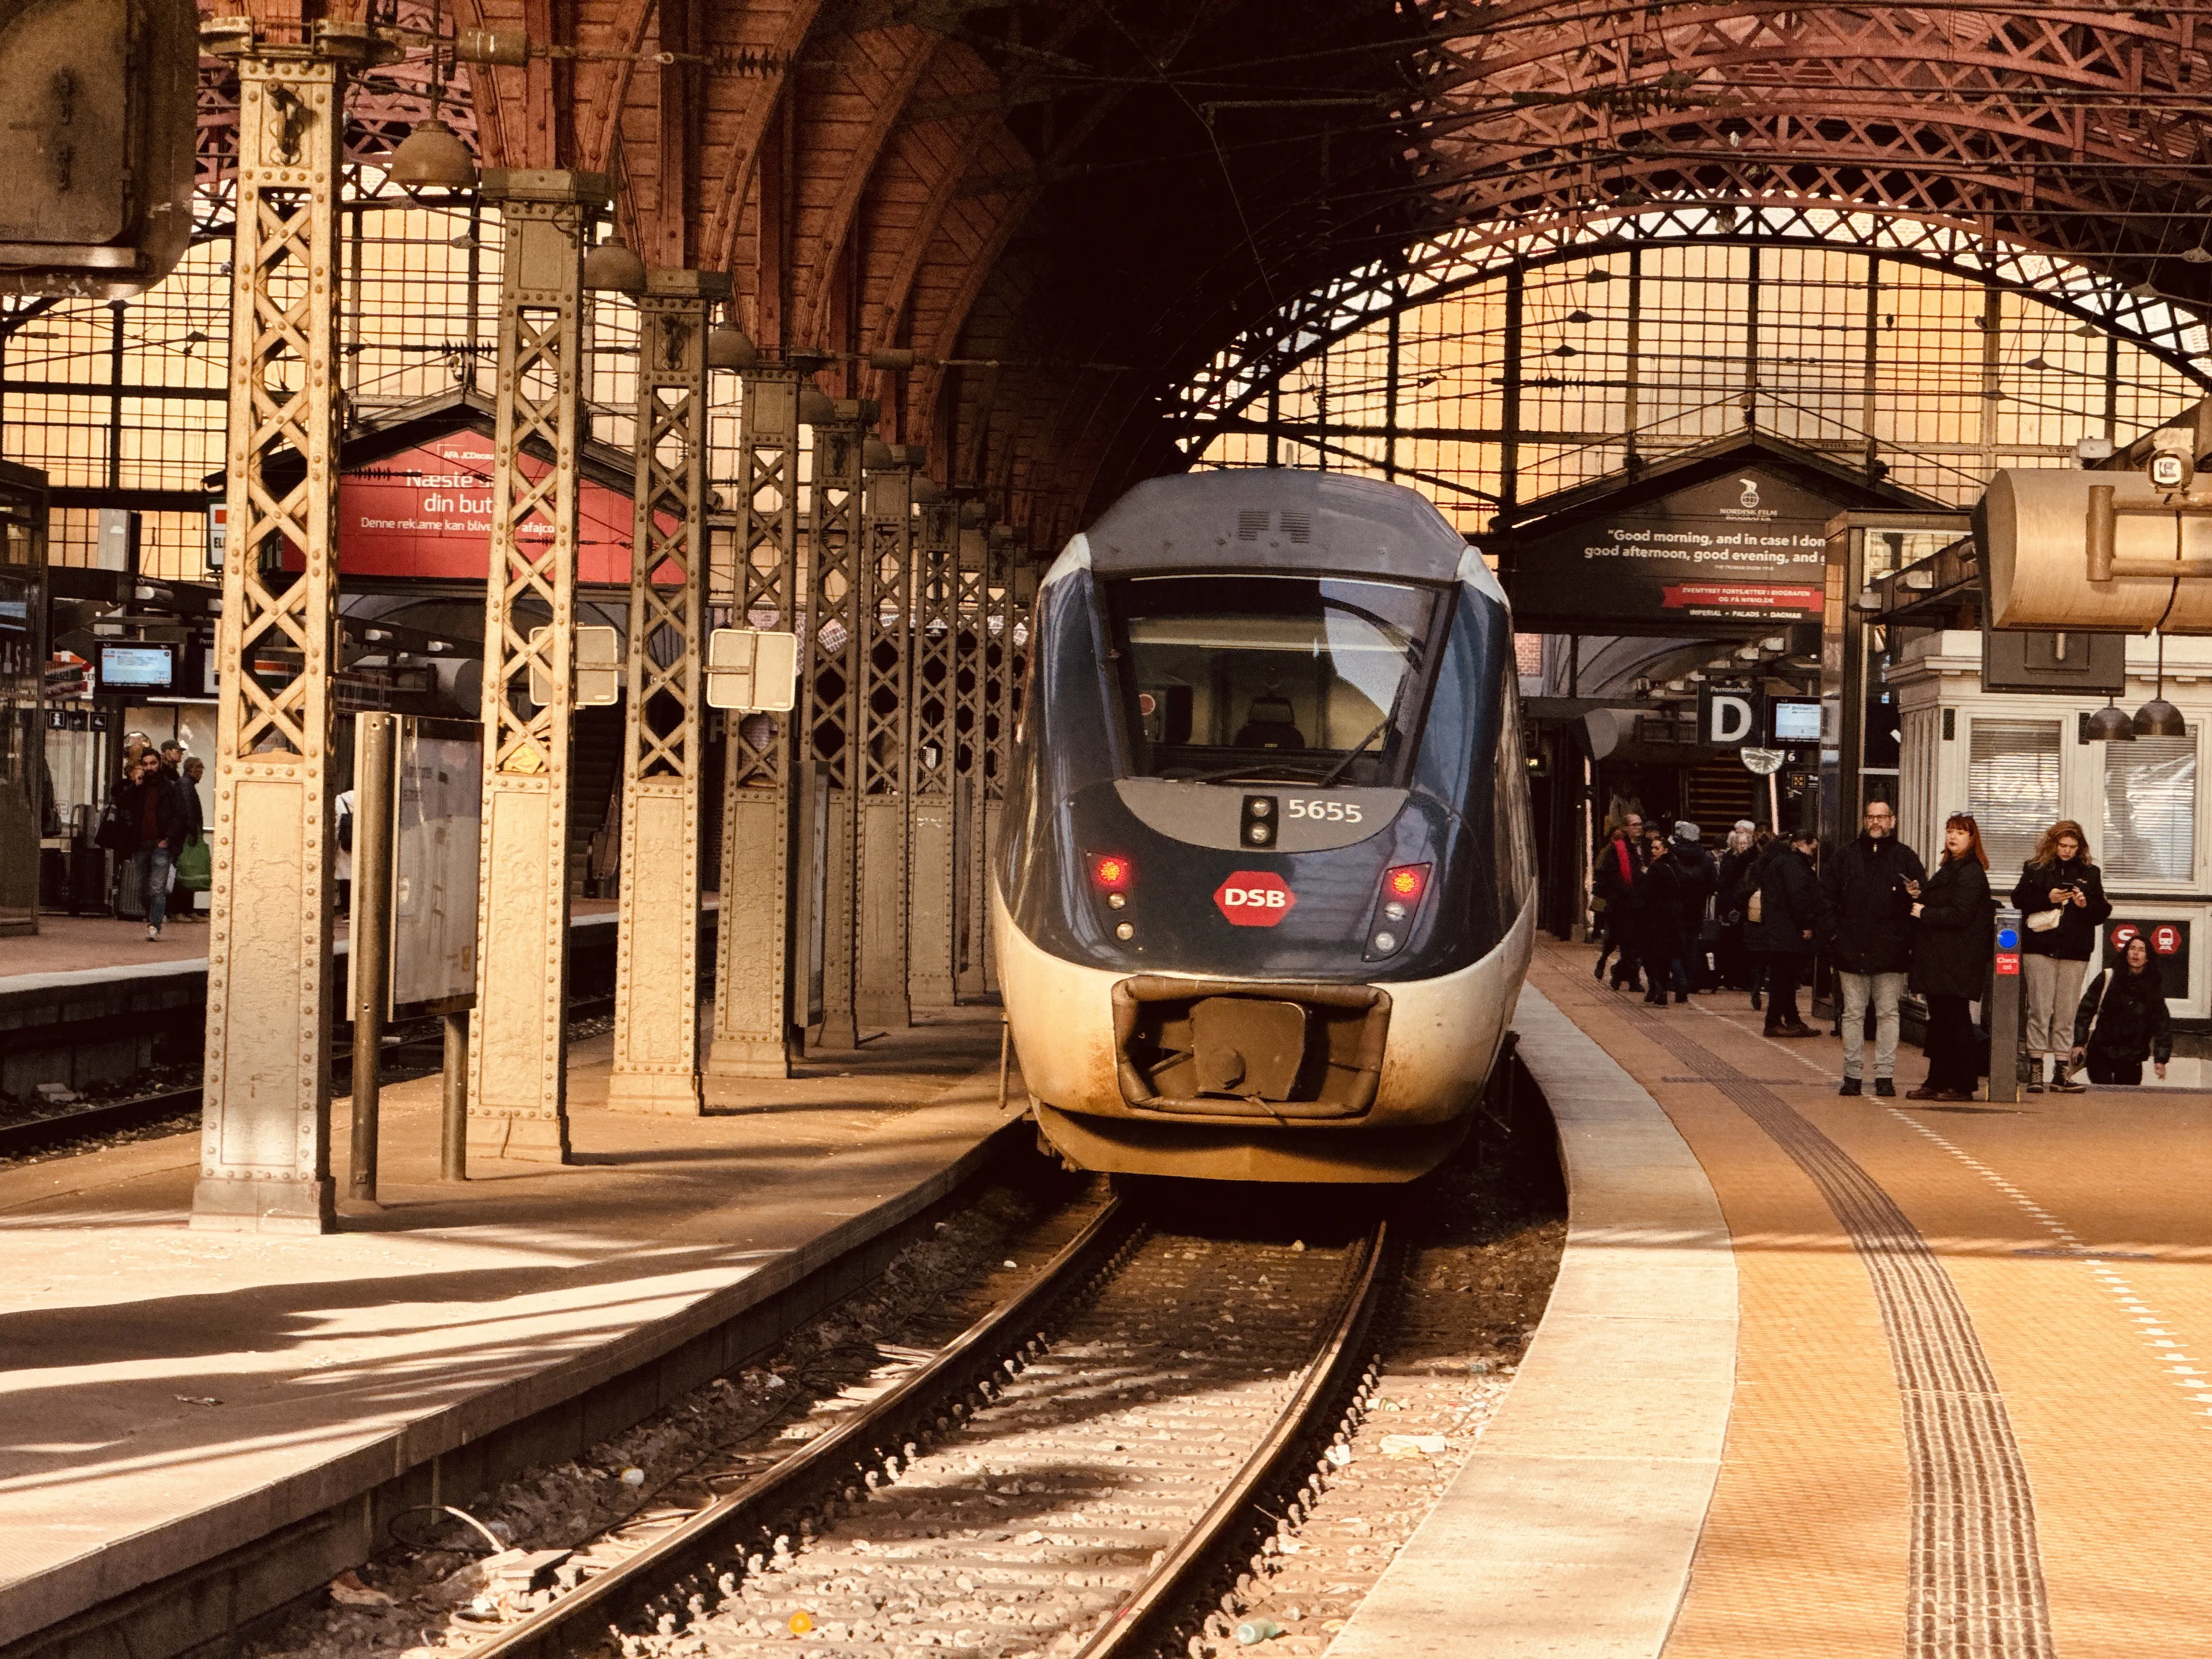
[2071,935,2172,1086]
[2008,819,2113,1094]
[1907,813,1995,1101]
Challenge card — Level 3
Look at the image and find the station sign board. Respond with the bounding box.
[1505,465,1831,633]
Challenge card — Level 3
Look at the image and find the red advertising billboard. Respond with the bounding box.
[283,432,652,583]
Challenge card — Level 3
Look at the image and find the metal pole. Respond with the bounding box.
[468,168,606,1164]
[608,269,723,1114]
[1988,905,2023,1103]
[441,1011,469,1181]
[707,368,802,1076]
[347,712,398,1205]
[191,18,393,1235]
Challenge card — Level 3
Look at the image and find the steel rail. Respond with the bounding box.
[463,1197,1139,1659]
[1073,1219,1392,1659]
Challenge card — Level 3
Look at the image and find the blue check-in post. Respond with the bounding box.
[1989,905,2023,1103]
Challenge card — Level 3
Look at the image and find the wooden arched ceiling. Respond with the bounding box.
[206,3,2212,551]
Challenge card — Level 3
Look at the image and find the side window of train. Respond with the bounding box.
[1494,661,1537,905]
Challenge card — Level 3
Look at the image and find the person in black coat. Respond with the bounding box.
[1591,819,1645,991]
[2071,935,2172,1086]
[1822,800,1926,1096]
[1633,830,1691,1006]
[1713,821,1760,991]
[1747,829,1826,1035]
[1669,822,1718,990]
[2010,820,2113,1094]
[1906,813,1995,1100]
[112,748,191,940]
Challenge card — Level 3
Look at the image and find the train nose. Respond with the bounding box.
[1110,975,1392,1120]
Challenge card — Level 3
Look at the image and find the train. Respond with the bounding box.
[991,467,1536,1183]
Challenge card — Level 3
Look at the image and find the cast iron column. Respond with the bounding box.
[609,270,725,1111]
[467,168,607,1161]
[193,18,391,1234]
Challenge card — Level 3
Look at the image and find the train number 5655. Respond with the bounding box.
[1284,799,1362,823]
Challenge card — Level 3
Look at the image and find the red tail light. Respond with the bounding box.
[1383,864,1430,904]
[1090,854,1133,891]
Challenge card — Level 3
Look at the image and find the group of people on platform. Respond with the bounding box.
[99,733,207,941]
[1593,804,2172,1099]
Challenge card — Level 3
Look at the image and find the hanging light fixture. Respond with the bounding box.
[388,0,478,189]
[2086,699,2135,742]
[706,325,759,370]
[583,235,647,293]
[2134,630,2187,737]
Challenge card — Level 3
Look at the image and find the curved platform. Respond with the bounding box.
[1336,940,2212,1656]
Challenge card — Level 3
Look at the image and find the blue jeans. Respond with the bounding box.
[132,845,176,930]
[1838,969,1906,1079]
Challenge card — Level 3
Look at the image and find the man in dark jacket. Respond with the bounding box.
[115,748,191,940]
[1669,822,1718,990]
[1822,800,1927,1097]
[1748,829,1827,1035]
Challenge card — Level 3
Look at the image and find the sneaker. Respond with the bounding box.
[2050,1075,2087,1094]
[1838,1077,1863,1097]
[146,924,161,941]
[1874,1079,1896,1098]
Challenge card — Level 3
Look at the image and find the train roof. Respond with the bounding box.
[1080,470,1473,583]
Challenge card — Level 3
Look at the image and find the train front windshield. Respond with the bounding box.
[1107,573,1446,786]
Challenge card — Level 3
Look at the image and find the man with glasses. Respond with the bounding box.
[1823,799,1926,1097]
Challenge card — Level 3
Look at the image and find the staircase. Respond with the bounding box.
[1683,761,1757,839]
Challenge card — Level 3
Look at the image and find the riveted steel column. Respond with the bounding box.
[805,408,864,1051]
[855,460,912,1030]
[953,518,991,1000]
[907,498,958,1013]
[193,20,390,1234]
[609,270,725,1113]
[707,369,801,1077]
[468,168,607,1163]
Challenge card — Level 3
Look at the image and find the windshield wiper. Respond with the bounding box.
[1317,716,1392,788]
[1172,759,1333,786]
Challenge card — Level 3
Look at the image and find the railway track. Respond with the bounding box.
[458,1200,1392,1659]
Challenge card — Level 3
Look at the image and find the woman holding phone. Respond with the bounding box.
[2008,820,2112,1094]
[1905,814,1994,1100]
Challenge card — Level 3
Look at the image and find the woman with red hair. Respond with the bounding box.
[1907,813,1996,1101]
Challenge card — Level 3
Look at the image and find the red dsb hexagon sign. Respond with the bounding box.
[1215,870,1297,926]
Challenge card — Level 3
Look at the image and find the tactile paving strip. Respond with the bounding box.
[1627,1009,2055,1659]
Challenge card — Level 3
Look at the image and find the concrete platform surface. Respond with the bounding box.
[1513,941,2212,1658]
[0,900,623,992]
[1328,983,1735,1659]
[0,1014,1014,1649]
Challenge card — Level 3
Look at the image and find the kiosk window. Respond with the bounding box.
[1967,719,2061,874]
[2104,731,2197,885]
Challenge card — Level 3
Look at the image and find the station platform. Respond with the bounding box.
[1341,939,2212,1658]
[0,1012,1015,1657]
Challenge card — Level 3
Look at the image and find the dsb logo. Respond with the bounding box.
[1214,871,1298,927]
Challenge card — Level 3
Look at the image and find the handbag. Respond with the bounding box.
[93,799,130,852]
[2025,908,2063,933]
[175,832,211,893]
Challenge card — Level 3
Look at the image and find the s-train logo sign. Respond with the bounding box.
[1214,871,1298,926]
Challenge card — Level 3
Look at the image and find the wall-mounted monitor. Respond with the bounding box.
[1770,697,1822,744]
[97,641,177,693]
